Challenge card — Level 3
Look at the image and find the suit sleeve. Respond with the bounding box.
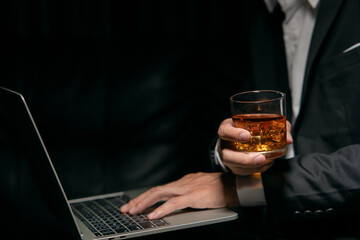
[262,143,360,222]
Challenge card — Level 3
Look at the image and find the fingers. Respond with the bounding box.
[120,186,174,215]
[220,149,271,175]
[217,118,250,142]
[121,190,189,220]
[147,195,191,220]
[120,175,194,216]
[221,148,266,168]
[286,121,293,144]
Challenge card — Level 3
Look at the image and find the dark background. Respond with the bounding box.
[1,1,255,239]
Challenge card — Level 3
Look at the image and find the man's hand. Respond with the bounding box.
[217,118,293,176]
[120,172,239,220]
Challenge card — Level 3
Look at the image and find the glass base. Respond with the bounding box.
[242,146,287,160]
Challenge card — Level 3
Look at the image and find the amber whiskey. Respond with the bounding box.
[231,113,287,159]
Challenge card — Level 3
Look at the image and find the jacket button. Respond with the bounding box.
[325,208,335,216]
[314,210,324,217]
[293,211,302,218]
[304,210,313,217]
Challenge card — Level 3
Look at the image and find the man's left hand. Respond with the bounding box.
[120,172,239,220]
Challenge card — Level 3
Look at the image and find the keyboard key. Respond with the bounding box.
[126,224,143,231]
[114,226,128,233]
[138,221,156,229]
[152,219,169,226]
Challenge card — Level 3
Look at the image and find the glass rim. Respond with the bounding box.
[230,90,286,104]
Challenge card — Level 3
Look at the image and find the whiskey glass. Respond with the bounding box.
[230,90,287,159]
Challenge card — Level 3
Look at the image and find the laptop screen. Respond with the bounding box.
[0,87,81,239]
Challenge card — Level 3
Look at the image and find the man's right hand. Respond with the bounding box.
[217,118,293,176]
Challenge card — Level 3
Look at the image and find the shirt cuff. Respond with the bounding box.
[236,173,267,206]
[214,139,229,172]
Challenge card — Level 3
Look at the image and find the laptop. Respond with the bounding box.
[0,86,237,240]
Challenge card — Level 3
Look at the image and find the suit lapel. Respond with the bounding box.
[301,0,344,106]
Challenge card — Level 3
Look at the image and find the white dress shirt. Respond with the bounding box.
[214,0,319,206]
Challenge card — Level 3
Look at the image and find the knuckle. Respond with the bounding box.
[218,119,232,138]
[153,185,165,192]
[167,198,179,207]
[217,127,225,138]
[181,173,195,180]
[148,186,163,195]
[134,201,145,209]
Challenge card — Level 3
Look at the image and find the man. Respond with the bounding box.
[121,0,360,238]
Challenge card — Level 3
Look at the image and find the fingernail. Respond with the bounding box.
[120,204,129,212]
[254,155,265,165]
[239,132,250,142]
[129,207,136,214]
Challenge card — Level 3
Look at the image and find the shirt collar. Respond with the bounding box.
[263,0,320,13]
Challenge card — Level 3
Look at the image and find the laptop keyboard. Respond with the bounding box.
[71,195,169,237]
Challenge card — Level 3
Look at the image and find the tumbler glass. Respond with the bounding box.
[230,90,287,159]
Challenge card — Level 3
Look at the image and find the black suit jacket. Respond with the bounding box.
[243,0,360,236]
